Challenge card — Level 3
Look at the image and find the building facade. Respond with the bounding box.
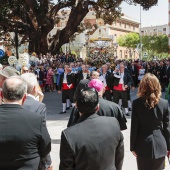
[141,24,168,36]
[50,10,140,59]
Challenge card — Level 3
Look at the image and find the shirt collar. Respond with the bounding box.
[27,94,36,100]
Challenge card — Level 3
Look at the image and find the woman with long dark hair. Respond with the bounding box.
[130,73,170,170]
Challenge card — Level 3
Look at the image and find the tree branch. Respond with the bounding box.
[49,1,75,18]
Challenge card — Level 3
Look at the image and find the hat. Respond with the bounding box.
[0,66,20,78]
[88,79,104,92]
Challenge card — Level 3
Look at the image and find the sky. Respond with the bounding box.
[121,1,168,27]
[53,0,168,27]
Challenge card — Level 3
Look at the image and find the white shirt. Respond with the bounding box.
[82,73,87,79]
[99,73,107,87]
[27,94,37,101]
[119,72,124,84]
[63,73,67,83]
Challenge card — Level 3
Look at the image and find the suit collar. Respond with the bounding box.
[0,104,23,109]
[77,113,99,123]
[27,94,36,100]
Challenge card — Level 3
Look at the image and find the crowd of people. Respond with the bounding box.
[0,52,170,170]
[26,53,170,116]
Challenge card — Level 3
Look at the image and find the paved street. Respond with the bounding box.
[44,89,169,170]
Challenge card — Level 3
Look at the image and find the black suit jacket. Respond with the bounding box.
[60,114,124,170]
[130,98,170,159]
[76,71,90,85]
[100,71,113,90]
[23,96,47,122]
[58,73,76,90]
[113,71,133,88]
[0,104,51,170]
[166,66,170,79]
[67,97,127,130]
[23,96,52,167]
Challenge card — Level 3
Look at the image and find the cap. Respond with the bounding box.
[0,66,20,78]
[88,79,104,92]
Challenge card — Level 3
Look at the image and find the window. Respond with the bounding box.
[114,34,117,41]
[124,23,126,29]
[120,50,122,58]
[119,22,122,27]
[133,26,135,31]
[163,28,166,31]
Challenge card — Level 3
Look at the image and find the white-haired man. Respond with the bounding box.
[21,73,53,170]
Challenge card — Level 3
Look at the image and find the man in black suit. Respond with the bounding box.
[60,88,124,170]
[21,73,53,170]
[58,65,76,114]
[68,79,127,130]
[131,62,138,87]
[99,64,113,101]
[0,76,51,170]
[158,61,166,92]
[113,63,133,116]
[76,64,90,85]
[166,61,170,85]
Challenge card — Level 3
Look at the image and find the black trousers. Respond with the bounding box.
[113,90,128,108]
[62,89,74,103]
[103,90,112,101]
[137,156,165,170]
[127,88,131,100]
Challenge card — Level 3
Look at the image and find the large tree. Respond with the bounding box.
[0,0,158,55]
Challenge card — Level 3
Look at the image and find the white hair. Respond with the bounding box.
[21,73,38,94]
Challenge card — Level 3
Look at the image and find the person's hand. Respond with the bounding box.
[47,164,53,170]
[58,90,61,94]
[37,90,44,102]
[132,151,137,157]
[124,85,128,89]
[110,90,112,93]
[131,87,135,90]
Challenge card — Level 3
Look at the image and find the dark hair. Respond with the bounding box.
[76,87,99,114]
[2,76,27,101]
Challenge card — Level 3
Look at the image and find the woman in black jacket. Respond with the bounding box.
[130,73,170,170]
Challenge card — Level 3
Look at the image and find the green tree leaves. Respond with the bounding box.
[117,32,140,49]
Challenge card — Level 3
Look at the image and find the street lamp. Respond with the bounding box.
[139,5,143,60]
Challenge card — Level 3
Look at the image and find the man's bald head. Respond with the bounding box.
[2,76,27,101]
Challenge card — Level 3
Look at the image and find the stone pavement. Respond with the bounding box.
[43,89,170,170]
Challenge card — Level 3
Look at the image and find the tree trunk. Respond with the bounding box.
[28,22,54,55]
[50,1,89,55]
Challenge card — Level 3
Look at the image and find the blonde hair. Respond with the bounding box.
[138,73,161,109]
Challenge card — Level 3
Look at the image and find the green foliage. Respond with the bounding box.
[142,35,168,55]
[117,32,140,49]
[0,0,159,54]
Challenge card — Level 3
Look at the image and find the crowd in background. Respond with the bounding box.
[24,53,170,101]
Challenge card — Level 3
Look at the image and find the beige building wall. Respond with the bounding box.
[141,24,168,36]
[107,16,140,59]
